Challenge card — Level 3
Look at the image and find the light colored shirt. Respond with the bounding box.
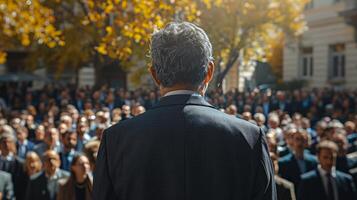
[164,90,198,97]
[318,165,338,200]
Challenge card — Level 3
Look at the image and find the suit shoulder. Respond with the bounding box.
[336,170,353,181]
[301,170,317,180]
[279,153,293,163]
[29,171,44,181]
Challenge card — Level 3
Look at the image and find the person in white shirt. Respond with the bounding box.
[298,140,357,200]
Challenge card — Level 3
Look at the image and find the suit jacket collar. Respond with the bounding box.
[152,94,216,109]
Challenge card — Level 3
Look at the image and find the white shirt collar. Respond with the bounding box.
[164,90,199,97]
[318,165,337,178]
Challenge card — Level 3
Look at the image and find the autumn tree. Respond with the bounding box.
[0,0,200,85]
[1,0,309,87]
[199,0,309,87]
[0,0,63,64]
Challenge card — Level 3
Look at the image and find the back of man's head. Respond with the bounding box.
[150,22,213,88]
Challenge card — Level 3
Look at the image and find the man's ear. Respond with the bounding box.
[204,61,215,84]
[149,66,161,86]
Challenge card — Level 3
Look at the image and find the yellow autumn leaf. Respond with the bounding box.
[0,52,7,64]
[96,44,108,55]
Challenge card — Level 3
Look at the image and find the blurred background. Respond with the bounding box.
[0,1,357,200]
[2,0,355,91]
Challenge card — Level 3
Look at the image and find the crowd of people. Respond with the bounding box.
[0,83,356,200]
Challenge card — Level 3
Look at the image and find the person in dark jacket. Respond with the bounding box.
[278,128,318,191]
[25,150,69,200]
[0,133,26,200]
[93,21,276,200]
[298,140,356,200]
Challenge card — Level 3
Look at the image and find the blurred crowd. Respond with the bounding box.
[0,83,356,200]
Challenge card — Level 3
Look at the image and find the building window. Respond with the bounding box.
[305,0,314,10]
[329,44,345,79]
[301,47,313,77]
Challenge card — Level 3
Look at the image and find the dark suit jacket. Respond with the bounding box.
[0,170,14,200]
[25,170,70,200]
[93,94,276,200]
[0,156,26,200]
[297,169,357,200]
[278,152,317,191]
[16,140,35,159]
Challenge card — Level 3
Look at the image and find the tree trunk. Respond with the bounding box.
[215,50,240,88]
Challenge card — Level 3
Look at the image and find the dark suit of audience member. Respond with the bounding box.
[298,140,357,200]
[93,22,276,200]
[16,140,35,159]
[25,150,69,200]
[278,151,317,191]
[298,168,356,200]
[25,170,69,200]
[0,134,27,200]
[0,170,14,200]
[278,128,318,191]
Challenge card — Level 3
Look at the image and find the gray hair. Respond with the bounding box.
[150,22,213,87]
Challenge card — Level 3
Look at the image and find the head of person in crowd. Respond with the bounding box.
[316,140,338,173]
[10,117,21,130]
[63,130,77,152]
[26,114,36,127]
[111,108,122,123]
[60,114,73,130]
[43,150,61,177]
[301,118,311,129]
[25,151,42,176]
[242,112,252,121]
[225,105,237,116]
[58,123,68,139]
[132,105,146,117]
[268,113,280,129]
[70,153,91,184]
[96,111,107,124]
[292,113,302,127]
[332,133,348,157]
[150,22,214,96]
[266,131,277,154]
[84,140,100,171]
[322,126,336,141]
[45,127,60,149]
[344,121,356,135]
[77,117,89,137]
[27,105,37,117]
[254,113,266,127]
[291,128,309,157]
[35,124,46,143]
[16,126,29,143]
[121,105,132,119]
[0,133,17,156]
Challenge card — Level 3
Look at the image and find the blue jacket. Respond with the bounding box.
[278,151,318,191]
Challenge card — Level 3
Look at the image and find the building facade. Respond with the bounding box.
[283,0,357,88]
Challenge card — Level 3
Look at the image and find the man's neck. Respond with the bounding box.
[160,84,199,97]
[294,150,304,159]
